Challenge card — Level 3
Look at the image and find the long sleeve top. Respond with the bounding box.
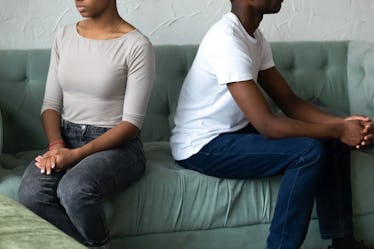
[41,24,155,129]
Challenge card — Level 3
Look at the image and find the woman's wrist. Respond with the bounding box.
[48,139,65,150]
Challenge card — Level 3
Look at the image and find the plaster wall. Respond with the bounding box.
[1,0,374,49]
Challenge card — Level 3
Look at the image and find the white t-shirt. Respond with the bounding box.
[170,12,275,160]
[41,24,155,129]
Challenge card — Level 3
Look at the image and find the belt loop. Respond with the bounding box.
[61,119,67,129]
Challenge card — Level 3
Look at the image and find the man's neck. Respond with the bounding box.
[231,7,263,37]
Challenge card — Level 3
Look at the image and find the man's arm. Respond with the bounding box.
[226,69,365,146]
[258,67,344,124]
[258,67,373,147]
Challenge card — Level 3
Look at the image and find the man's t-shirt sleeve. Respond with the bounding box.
[206,36,255,85]
[259,36,275,71]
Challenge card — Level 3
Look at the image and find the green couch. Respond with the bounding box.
[0,194,86,249]
[0,41,374,249]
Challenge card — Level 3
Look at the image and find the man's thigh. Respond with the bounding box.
[179,133,323,179]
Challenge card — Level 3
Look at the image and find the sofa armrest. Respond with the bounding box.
[348,41,374,118]
[0,108,2,156]
[348,41,374,156]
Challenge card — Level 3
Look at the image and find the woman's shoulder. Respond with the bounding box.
[125,29,152,46]
[53,23,77,41]
[119,30,154,57]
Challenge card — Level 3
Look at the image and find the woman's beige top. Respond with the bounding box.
[41,24,155,129]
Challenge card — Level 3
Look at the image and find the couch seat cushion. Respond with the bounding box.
[0,150,41,199]
[106,141,282,237]
[1,143,373,239]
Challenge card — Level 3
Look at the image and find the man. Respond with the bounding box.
[170,0,373,248]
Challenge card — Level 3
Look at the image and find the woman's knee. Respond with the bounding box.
[18,171,45,211]
[18,179,33,207]
[57,172,96,212]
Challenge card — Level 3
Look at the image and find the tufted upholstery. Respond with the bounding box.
[1,42,374,249]
[272,41,349,114]
[141,45,198,142]
[0,42,367,150]
[348,42,374,120]
[0,50,49,154]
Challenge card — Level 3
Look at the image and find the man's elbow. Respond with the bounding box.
[255,119,284,139]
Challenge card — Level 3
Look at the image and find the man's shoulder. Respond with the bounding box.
[206,14,242,39]
[201,22,244,53]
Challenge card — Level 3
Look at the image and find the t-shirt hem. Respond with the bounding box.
[217,74,254,85]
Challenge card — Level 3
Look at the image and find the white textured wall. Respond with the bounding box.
[1,0,374,49]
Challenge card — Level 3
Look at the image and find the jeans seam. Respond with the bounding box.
[320,231,354,239]
[277,166,301,249]
[198,151,302,157]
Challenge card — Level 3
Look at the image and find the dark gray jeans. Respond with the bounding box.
[18,120,146,247]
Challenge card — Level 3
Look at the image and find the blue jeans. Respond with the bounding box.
[178,124,353,249]
[18,120,146,247]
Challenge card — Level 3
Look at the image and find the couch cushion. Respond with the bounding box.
[351,150,374,216]
[105,142,374,237]
[1,144,373,239]
[0,43,351,149]
[107,141,281,237]
[271,41,349,115]
[0,50,49,153]
[0,194,86,249]
[141,45,198,142]
[141,42,350,143]
[348,41,374,119]
[347,41,374,156]
[0,150,41,199]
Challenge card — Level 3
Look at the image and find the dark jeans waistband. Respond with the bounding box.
[61,120,110,135]
[61,119,140,139]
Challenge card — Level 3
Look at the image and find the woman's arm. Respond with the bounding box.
[67,121,139,161]
[42,109,64,146]
[37,39,155,173]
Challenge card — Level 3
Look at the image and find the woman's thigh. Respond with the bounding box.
[18,156,65,205]
[58,138,146,198]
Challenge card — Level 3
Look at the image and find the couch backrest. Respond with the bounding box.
[0,50,50,153]
[0,42,352,152]
[142,41,351,142]
[271,41,349,115]
[347,41,374,120]
[141,45,198,142]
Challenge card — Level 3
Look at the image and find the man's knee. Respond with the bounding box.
[299,138,326,168]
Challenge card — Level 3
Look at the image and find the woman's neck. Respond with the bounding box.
[77,14,135,40]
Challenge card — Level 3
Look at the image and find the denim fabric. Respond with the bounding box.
[18,120,146,248]
[177,124,353,249]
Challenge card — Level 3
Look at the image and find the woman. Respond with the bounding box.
[18,1,155,248]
